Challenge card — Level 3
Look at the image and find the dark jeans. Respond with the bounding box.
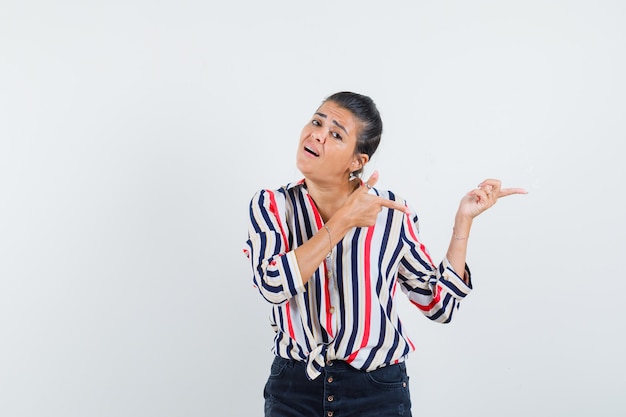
[264,356,412,417]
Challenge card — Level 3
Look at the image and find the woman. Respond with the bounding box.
[244,92,526,417]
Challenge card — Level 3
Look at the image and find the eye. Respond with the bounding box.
[312,119,321,126]
[331,131,343,140]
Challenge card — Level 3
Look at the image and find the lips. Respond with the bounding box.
[304,144,320,157]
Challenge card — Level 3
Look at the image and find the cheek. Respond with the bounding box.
[333,146,356,165]
[299,127,311,142]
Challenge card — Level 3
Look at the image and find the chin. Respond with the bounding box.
[295,160,312,177]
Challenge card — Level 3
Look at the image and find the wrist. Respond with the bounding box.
[453,214,472,239]
[454,211,473,227]
[331,207,355,233]
[325,215,352,244]
[453,226,469,240]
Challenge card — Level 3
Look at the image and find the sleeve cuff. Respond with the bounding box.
[279,250,306,299]
[440,257,473,298]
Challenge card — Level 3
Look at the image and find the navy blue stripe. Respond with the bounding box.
[254,236,268,282]
[344,229,362,355]
[334,241,348,344]
[296,190,313,239]
[276,308,285,335]
[280,255,297,295]
[440,276,467,297]
[362,304,387,369]
[383,331,401,364]
[285,337,295,359]
[399,258,428,281]
[301,287,314,352]
[277,188,294,249]
[258,191,277,233]
[286,189,302,247]
[376,206,395,293]
[313,270,324,342]
[385,239,404,282]
[400,222,433,271]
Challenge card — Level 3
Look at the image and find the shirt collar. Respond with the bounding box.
[285,178,307,191]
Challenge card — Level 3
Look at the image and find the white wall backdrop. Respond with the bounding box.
[1,1,624,416]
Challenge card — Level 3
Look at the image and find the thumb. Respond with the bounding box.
[364,170,379,189]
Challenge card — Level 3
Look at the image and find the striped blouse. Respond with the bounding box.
[244,180,472,380]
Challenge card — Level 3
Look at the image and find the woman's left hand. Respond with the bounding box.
[458,179,528,220]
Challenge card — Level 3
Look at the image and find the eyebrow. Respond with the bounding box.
[315,112,349,135]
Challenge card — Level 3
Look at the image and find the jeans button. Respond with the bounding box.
[327,395,334,402]
[327,376,333,383]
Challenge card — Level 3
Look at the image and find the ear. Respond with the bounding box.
[352,153,369,170]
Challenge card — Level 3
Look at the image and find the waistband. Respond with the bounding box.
[275,352,406,381]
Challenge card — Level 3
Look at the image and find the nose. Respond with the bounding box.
[311,130,326,144]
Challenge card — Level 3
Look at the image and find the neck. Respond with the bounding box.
[305,177,359,222]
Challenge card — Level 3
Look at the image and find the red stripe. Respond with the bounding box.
[268,191,289,250]
[306,194,324,229]
[285,301,296,340]
[410,284,442,312]
[405,212,434,265]
[346,225,375,363]
[268,191,294,339]
[407,337,415,351]
[324,263,333,337]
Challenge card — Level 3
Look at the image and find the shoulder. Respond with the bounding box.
[249,181,305,207]
[373,188,408,205]
[375,187,420,221]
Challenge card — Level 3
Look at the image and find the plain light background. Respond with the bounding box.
[1,0,624,416]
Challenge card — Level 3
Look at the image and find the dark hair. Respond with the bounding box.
[324,92,383,174]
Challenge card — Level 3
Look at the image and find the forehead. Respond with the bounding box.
[315,101,360,136]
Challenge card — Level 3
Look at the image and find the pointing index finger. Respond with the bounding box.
[377,196,411,215]
[498,187,529,197]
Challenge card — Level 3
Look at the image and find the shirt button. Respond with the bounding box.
[329,306,335,314]
[327,395,334,402]
[327,376,334,383]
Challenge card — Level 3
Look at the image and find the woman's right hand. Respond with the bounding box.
[340,171,410,228]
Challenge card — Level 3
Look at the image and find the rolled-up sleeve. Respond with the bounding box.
[397,209,473,323]
[244,190,305,305]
